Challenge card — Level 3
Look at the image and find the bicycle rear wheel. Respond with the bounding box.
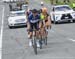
[44,37,47,45]
[43,31,48,45]
[39,36,43,49]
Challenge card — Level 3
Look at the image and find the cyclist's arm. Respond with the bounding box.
[27,15,32,30]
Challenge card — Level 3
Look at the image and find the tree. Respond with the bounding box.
[24,0,29,4]
[63,0,70,4]
[56,0,58,3]
[50,0,54,5]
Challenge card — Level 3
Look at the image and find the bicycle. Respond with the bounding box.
[39,27,48,48]
[39,24,51,48]
[31,29,42,55]
[30,25,51,55]
[31,29,37,54]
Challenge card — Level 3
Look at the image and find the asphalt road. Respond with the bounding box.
[1,0,75,59]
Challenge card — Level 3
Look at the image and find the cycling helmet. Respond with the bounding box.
[32,9,38,13]
[41,1,44,6]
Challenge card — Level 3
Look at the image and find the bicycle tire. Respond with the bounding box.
[45,37,47,45]
[43,30,48,45]
[32,36,37,55]
[39,36,43,49]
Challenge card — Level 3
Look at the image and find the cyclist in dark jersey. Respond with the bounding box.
[27,9,40,47]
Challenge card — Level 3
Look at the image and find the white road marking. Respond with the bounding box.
[66,37,75,42]
[0,6,5,59]
[68,38,75,42]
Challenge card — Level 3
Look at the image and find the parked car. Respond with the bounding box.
[8,10,27,28]
[50,5,75,24]
[3,0,17,3]
[3,0,10,3]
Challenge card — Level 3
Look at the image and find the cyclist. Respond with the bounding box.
[41,1,44,6]
[27,9,40,47]
[26,9,32,36]
[26,8,32,17]
[39,7,51,37]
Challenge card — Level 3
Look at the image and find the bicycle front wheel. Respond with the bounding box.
[32,36,37,55]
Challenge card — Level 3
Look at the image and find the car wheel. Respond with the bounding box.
[69,20,73,23]
[71,20,73,23]
[73,20,75,22]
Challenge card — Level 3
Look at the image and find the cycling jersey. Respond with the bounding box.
[40,13,44,20]
[40,13,49,20]
[28,14,40,23]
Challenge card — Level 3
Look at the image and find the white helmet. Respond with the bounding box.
[41,1,44,6]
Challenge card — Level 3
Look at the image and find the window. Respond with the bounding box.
[55,6,71,11]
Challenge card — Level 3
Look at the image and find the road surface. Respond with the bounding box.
[1,0,75,59]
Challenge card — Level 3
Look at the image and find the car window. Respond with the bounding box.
[12,8,21,11]
[10,11,25,17]
[16,12,25,15]
[55,6,71,11]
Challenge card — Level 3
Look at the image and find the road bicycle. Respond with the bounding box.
[31,25,51,54]
[31,29,40,55]
[39,28,48,49]
[31,28,48,55]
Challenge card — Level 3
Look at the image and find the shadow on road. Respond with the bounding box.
[9,25,27,29]
[53,20,75,25]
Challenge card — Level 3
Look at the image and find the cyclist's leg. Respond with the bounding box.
[28,23,34,47]
[34,22,40,47]
[46,16,52,29]
[39,21,43,38]
[27,22,31,38]
[45,16,52,34]
[34,22,40,38]
[29,23,34,39]
[39,20,45,38]
[39,20,43,29]
[40,19,48,38]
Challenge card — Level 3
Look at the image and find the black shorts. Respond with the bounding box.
[29,22,39,32]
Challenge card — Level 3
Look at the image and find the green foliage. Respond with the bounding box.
[44,0,74,8]
[44,0,50,3]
